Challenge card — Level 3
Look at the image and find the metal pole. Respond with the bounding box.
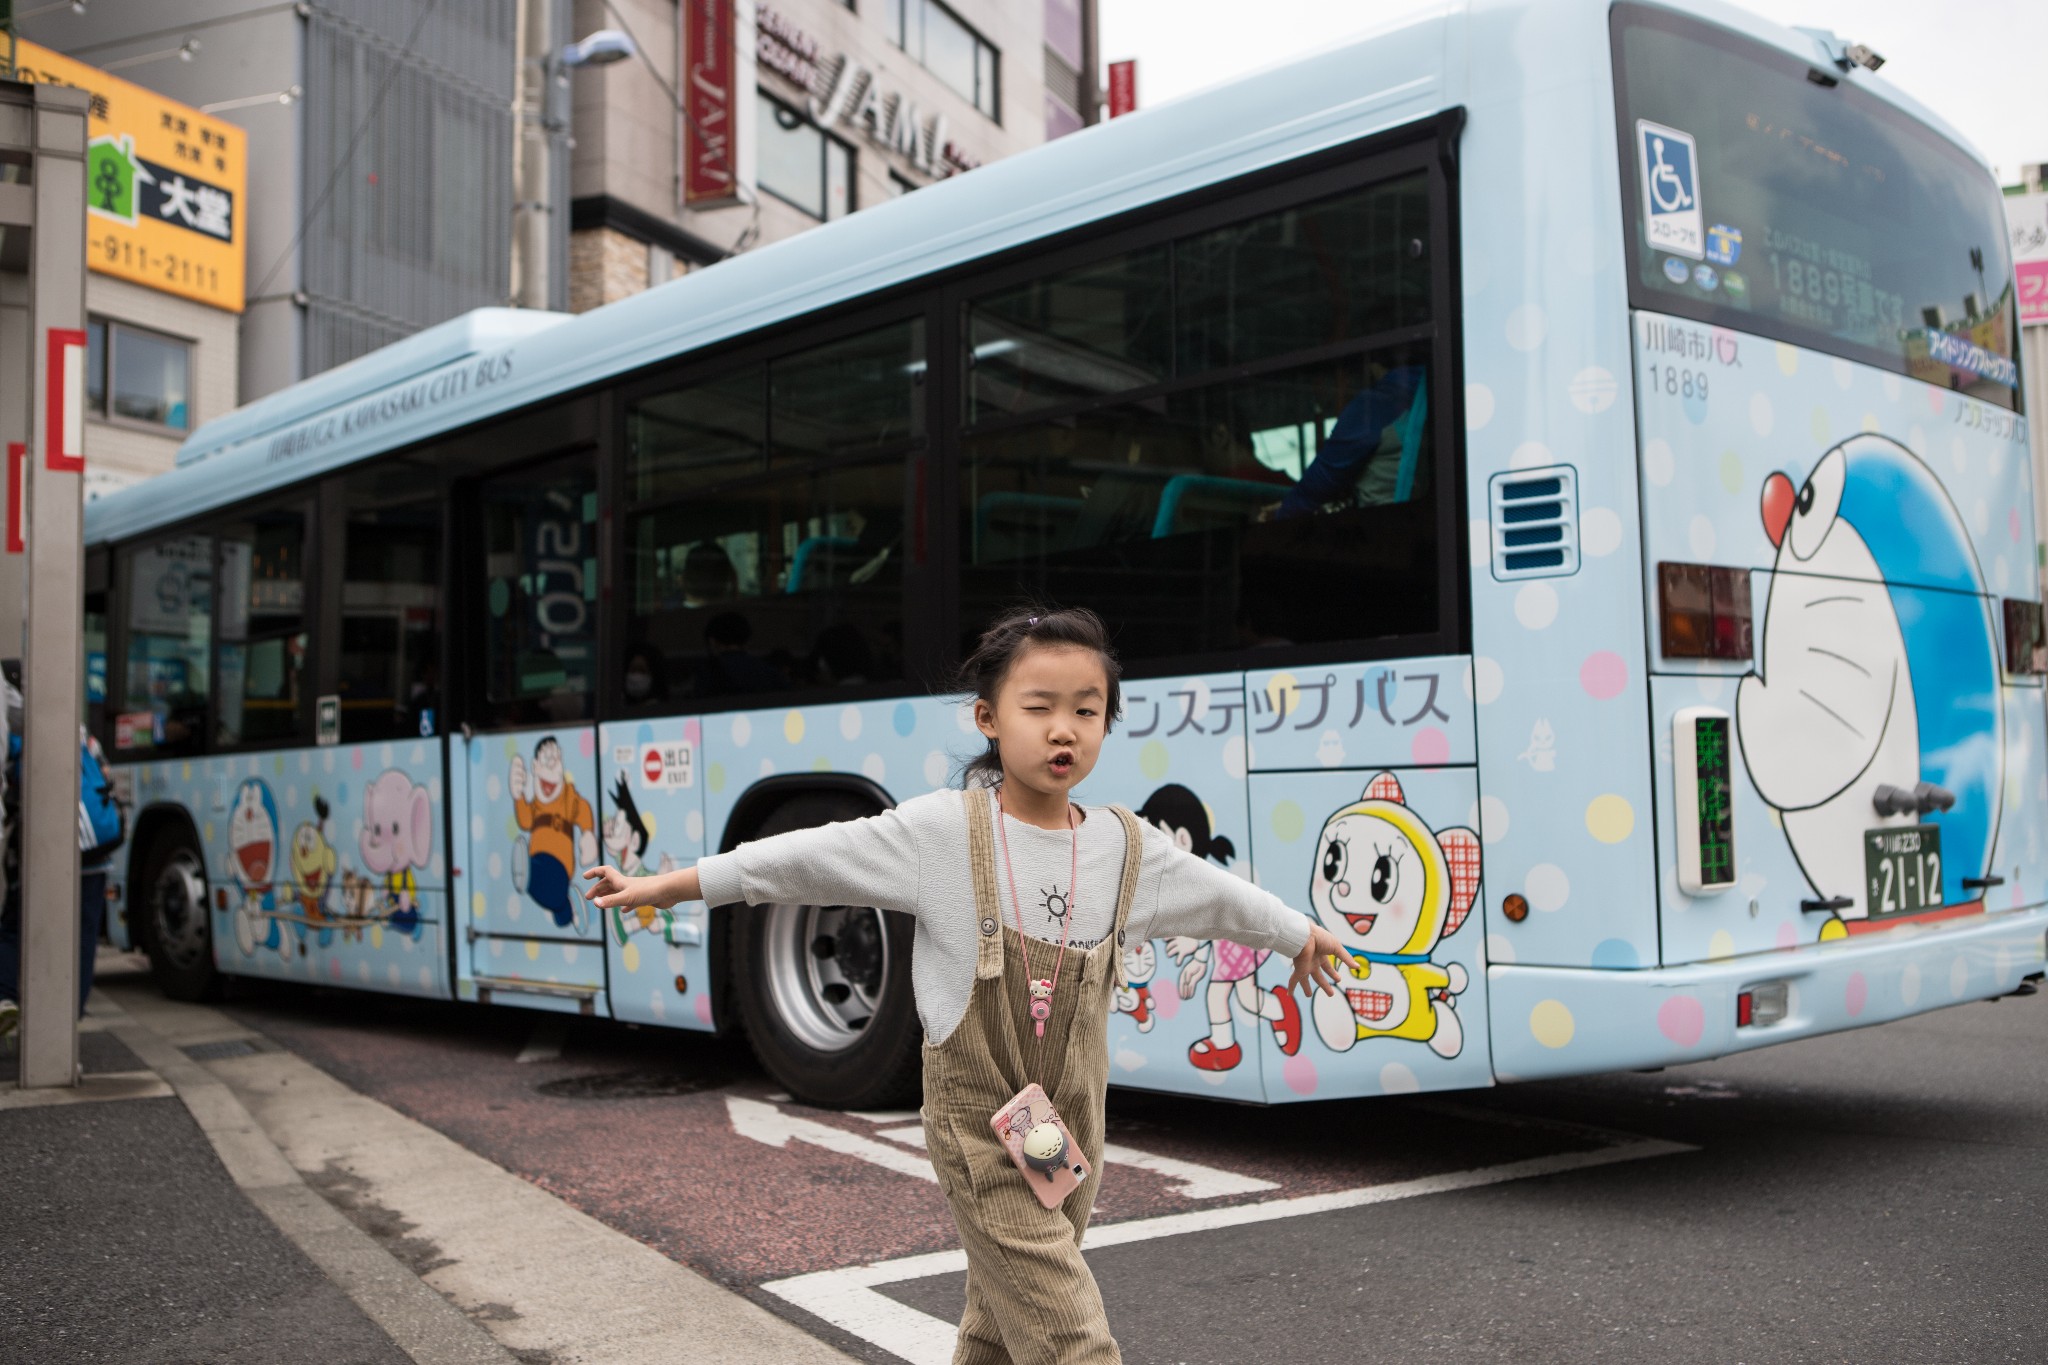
[17,80,87,1089]
[511,0,553,310]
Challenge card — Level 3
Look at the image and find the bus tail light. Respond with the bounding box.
[1736,980,1788,1028]
[1658,562,1752,661]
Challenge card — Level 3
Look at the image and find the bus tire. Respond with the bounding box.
[134,831,219,1001]
[726,793,921,1109]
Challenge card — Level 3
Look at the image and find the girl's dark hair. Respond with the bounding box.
[953,605,1123,788]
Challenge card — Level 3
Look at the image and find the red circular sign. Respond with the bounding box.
[642,748,663,785]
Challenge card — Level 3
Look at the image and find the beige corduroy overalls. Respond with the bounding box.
[920,789,1145,1365]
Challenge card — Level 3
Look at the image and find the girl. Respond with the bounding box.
[585,606,1346,1364]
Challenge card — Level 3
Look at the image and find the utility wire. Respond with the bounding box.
[248,0,442,301]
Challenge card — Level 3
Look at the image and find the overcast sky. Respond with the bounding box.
[1100,0,2047,186]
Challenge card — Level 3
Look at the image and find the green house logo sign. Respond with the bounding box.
[87,132,150,225]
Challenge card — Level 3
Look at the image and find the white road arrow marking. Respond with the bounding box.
[872,1124,1278,1199]
[726,1096,938,1183]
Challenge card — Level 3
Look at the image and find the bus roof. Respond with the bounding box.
[85,0,1995,548]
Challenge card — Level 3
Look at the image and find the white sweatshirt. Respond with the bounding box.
[696,789,1313,1044]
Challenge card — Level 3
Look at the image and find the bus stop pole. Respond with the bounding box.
[13,80,88,1089]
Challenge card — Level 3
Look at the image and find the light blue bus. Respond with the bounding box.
[86,0,2044,1109]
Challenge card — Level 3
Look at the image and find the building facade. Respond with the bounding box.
[567,0,1099,312]
[21,0,1094,429]
[3,38,244,499]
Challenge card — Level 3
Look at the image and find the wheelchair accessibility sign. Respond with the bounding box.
[1637,120,1703,259]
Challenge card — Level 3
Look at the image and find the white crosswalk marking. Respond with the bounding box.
[871,1123,1277,1198]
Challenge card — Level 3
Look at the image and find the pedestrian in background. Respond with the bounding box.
[0,658,126,1040]
[585,605,1348,1362]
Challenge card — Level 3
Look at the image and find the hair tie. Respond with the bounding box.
[1027,616,1040,626]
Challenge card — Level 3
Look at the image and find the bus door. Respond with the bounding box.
[1243,660,1492,1100]
[451,452,610,1016]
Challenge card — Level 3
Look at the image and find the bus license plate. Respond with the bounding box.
[1864,825,1943,918]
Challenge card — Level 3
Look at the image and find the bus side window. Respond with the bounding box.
[337,458,443,743]
[475,455,598,728]
[960,171,1446,663]
[121,534,214,757]
[215,503,312,749]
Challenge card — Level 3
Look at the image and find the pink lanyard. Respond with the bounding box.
[993,790,1079,1044]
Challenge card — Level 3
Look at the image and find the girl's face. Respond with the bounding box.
[976,644,1110,803]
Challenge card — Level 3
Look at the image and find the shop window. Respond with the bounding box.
[85,316,192,432]
[757,93,854,221]
[890,0,1000,121]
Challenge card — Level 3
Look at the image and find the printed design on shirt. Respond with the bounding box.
[1146,783,1302,1073]
[1308,772,1480,1059]
[509,734,598,932]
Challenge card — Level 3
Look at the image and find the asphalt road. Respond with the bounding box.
[218,976,2048,1365]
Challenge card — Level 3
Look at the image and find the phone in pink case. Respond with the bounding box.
[991,1083,1091,1209]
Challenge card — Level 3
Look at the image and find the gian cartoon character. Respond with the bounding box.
[1308,772,1479,1059]
[288,795,339,948]
[1145,783,1302,1072]
[360,769,432,939]
[602,774,688,948]
[1736,435,2003,935]
[1112,939,1158,1032]
[511,737,598,932]
[226,779,284,959]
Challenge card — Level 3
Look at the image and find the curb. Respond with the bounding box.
[93,989,519,1365]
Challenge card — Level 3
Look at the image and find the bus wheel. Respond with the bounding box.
[727,794,921,1109]
[136,835,218,1001]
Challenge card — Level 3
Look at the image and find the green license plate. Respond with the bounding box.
[1864,825,1943,918]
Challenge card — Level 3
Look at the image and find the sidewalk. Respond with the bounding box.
[1,954,853,1365]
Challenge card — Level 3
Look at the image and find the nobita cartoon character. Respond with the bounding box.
[359,769,432,939]
[602,774,690,948]
[1112,939,1158,1032]
[1146,783,1302,1072]
[226,778,284,959]
[1308,772,1479,1060]
[1736,434,2003,937]
[511,736,598,932]
[288,794,339,949]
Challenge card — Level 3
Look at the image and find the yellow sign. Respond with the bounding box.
[9,39,247,313]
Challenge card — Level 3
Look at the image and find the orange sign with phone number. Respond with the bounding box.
[10,39,246,313]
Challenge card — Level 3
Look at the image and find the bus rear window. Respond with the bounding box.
[1614,4,2019,410]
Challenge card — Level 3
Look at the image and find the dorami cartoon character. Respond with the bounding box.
[1309,773,1480,1059]
[1736,435,2003,935]
[1113,939,1158,1032]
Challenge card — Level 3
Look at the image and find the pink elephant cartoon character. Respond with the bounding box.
[360,769,432,939]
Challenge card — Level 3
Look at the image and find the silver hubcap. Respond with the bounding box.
[152,849,209,970]
[763,903,890,1054]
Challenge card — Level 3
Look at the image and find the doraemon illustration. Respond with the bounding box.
[226,778,284,959]
[603,774,692,949]
[1112,939,1158,1032]
[1736,434,2004,936]
[287,794,339,949]
[1147,783,1303,1072]
[512,735,598,932]
[1308,772,1480,1059]
[359,769,432,939]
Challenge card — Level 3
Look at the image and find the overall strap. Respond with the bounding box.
[962,787,1005,980]
[1105,805,1145,988]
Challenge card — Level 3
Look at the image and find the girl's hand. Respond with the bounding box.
[583,865,648,911]
[1286,925,1350,998]
[1176,954,1206,1000]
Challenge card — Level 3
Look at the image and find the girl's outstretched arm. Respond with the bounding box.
[585,863,700,911]
[590,800,925,919]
